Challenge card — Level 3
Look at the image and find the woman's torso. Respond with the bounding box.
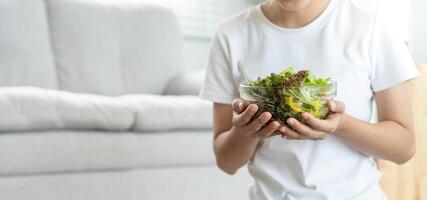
[217,0,388,199]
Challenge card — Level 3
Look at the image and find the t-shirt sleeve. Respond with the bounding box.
[369,4,419,92]
[199,31,239,104]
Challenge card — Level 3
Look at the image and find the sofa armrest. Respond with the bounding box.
[163,69,205,96]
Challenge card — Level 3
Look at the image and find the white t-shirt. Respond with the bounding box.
[200,0,419,199]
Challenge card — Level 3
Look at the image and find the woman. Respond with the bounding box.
[200,0,419,199]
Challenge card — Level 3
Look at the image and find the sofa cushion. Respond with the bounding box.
[119,94,213,131]
[46,0,181,96]
[0,130,214,175]
[0,0,57,88]
[0,87,134,132]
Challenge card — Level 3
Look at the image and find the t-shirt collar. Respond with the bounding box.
[255,0,339,34]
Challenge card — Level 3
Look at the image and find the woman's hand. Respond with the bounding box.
[231,99,281,138]
[212,99,282,174]
[281,100,346,140]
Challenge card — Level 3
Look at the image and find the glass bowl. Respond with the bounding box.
[239,81,337,125]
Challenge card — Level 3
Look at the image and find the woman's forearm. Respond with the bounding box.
[214,127,260,175]
[336,114,415,164]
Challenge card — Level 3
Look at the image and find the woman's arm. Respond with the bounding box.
[283,81,415,164]
[334,81,415,164]
[213,100,281,175]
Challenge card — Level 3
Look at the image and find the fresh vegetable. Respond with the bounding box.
[242,67,336,125]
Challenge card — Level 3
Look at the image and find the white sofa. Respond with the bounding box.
[0,0,251,200]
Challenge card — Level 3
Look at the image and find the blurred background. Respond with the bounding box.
[0,0,425,200]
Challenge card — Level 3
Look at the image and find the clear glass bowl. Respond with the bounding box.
[239,81,337,124]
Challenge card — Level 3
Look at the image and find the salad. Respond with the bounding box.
[239,67,337,125]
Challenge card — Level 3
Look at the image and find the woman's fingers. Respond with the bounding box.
[280,126,305,139]
[287,118,328,140]
[328,100,345,113]
[269,130,282,137]
[232,99,248,113]
[231,99,345,140]
[244,112,272,133]
[256,121,280,138]
[231,99,243,113]
[232,104,258,127]
[302,113,336,133]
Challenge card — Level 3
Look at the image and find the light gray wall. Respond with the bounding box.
[181,1,253,72]
[409,0,427,64]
